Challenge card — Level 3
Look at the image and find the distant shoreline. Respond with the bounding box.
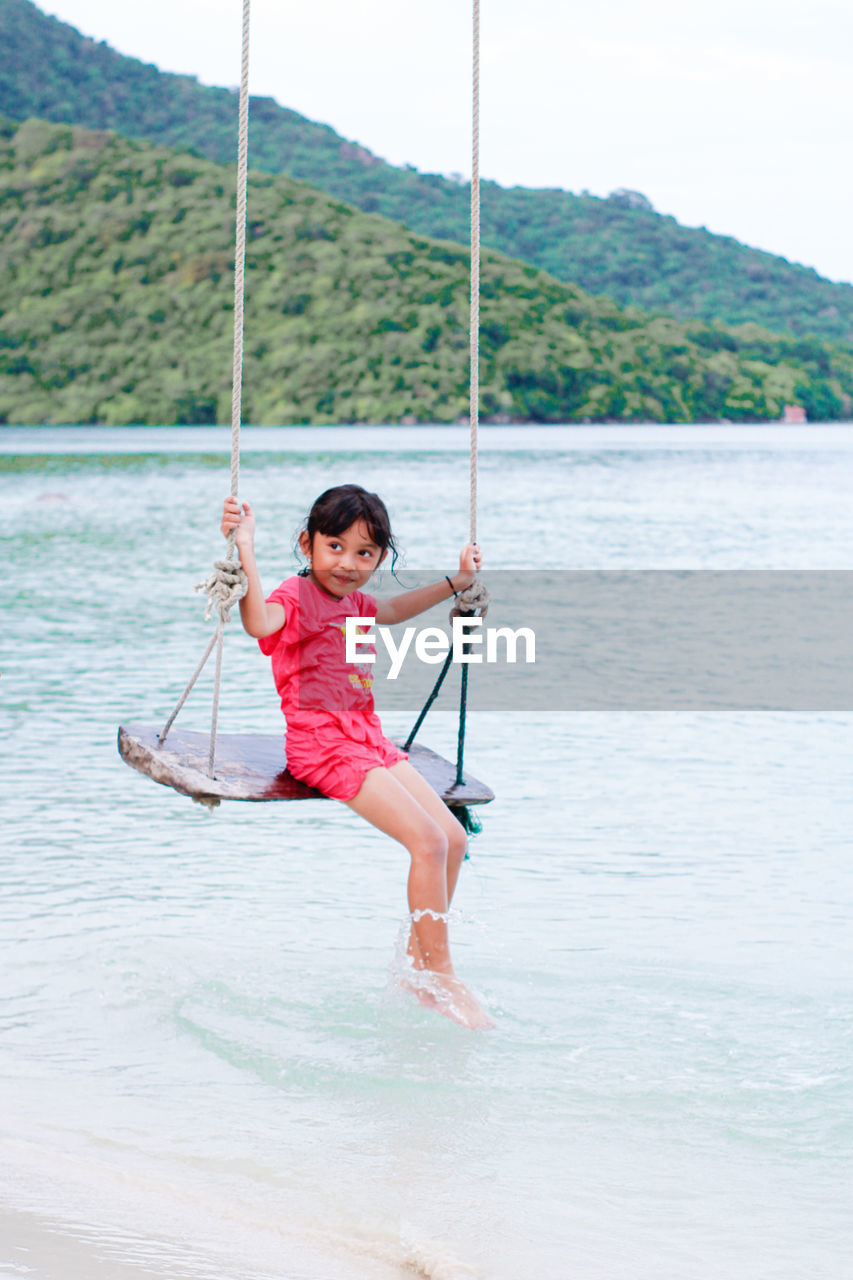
[4,418,853,431]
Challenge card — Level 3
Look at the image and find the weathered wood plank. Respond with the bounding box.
[117,723,494,807]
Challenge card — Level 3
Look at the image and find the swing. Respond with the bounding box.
[118,725,492,809]
[117,0,493,818]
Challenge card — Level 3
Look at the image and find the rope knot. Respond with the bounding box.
[195,557,248,624]
[451,578,490,622]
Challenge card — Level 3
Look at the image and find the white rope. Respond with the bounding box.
[158,627,220,744]
[209,619,226,777]
[463,0,487,622]
[469,0,480,547]
[159,0,251,769]
[453,579,490,618]
[230,0,250,507]
[196,558,249,622]
[201,0,252,777]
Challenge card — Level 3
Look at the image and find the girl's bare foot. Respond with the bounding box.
[424,971,494,1030]
[396,966,440,1012]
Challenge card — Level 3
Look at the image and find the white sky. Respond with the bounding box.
[42,0,853,285]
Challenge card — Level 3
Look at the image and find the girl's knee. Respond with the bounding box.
[447,820,467,868]
[410,822,448,868]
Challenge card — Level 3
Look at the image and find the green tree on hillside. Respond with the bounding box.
[2,118,852,426]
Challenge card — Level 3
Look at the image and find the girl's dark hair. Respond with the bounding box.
[300,484,398,572]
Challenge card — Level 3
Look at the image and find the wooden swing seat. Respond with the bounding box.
[117,723,494,808]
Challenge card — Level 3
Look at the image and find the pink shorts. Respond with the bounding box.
[285,722,408,801]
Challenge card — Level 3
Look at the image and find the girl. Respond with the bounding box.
[221,485,493,1031]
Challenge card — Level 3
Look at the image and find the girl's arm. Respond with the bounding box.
[221,497,285,638]
[375,543,482,625]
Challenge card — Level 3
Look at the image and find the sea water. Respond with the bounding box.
[1,424,852,1280]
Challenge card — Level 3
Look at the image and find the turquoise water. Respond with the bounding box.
[2,425,852,1279]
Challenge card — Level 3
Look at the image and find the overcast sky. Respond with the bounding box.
[42,0,853,286]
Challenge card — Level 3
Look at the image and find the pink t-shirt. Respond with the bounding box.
[258,575,378,731]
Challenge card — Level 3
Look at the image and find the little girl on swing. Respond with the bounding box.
[221,484,493,1030]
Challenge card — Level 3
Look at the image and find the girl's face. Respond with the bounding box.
[300,520,386,597]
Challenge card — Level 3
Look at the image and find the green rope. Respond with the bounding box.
[455,661,469,786]
[452,630,481,836]
[403,649,454,751]
[403,614,482,839]
[454,803,482,837]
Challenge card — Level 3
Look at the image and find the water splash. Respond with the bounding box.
[410,908,450,924]
[387,921,495,1030]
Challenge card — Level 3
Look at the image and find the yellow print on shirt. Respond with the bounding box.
[337,621,373,689]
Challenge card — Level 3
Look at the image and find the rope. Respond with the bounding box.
[448,0,483,795]
[209,620,226,777]
[403,586,490,752]
[230,0,250,507]
[196,559,249,623]
[403,648,455,751]
[202,0,251,774]
[406,0,486,791]
[456,663,469,787]
[158,0,251,768]
[469,0,480,546]
[158,627,220,744]
[455,578,490,615]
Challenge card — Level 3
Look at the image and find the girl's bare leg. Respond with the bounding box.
[346,766,492,1029]
[347,766,452,970]
[386,761,468,965]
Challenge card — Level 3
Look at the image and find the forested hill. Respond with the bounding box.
[3,0,853,347]
[2,116,852,426]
